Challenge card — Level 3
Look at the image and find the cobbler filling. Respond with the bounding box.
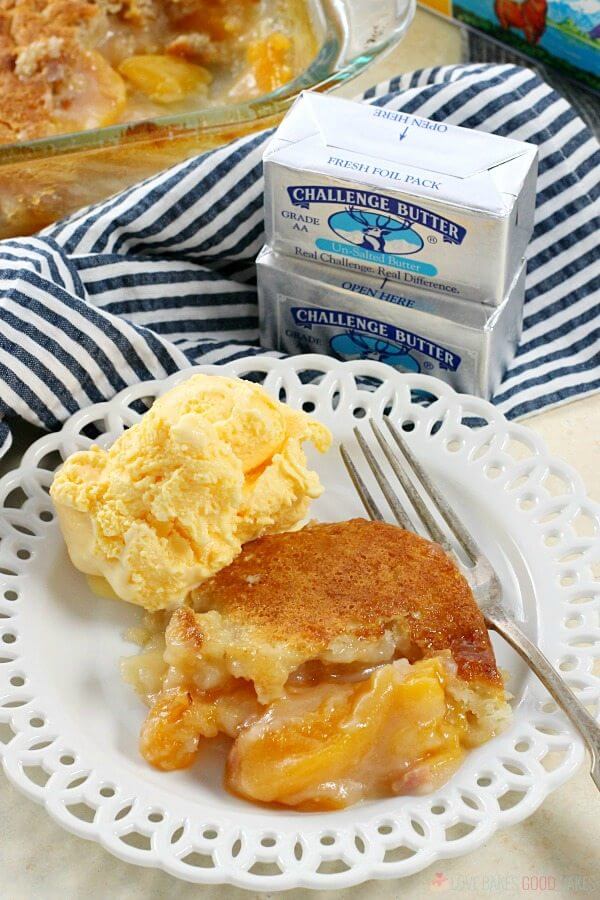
[0,0,316,142]
[123,619,510,810]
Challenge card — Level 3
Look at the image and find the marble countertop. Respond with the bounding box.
[1,9,599,898]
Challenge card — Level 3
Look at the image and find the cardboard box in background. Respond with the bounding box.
[419,0,599,92]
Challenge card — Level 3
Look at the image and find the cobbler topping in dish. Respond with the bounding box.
[0,0,313,142]
[191,518,503,687]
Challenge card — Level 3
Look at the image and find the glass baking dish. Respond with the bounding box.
[0,0,415,238]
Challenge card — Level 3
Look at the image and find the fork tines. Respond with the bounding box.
[341,416,479,566]
[341,417,600,790]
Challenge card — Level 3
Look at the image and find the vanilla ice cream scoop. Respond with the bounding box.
[50,374,331,611]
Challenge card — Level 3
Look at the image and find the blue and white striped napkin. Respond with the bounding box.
[0,64,598,459]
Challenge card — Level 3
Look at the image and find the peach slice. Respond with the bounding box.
[246,33,292,93]
[118,54,212,104]
[141,684,261,771]
[226,659,466,809]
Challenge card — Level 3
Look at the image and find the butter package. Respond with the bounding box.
[257,245,526,398]
[263,91,538,306]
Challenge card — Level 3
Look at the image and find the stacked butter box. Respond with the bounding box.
[257,91,538,398]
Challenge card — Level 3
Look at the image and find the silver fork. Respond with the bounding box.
[340,415,600,791]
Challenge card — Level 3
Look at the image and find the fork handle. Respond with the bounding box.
[485,610,600,792]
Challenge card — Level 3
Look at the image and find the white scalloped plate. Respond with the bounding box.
[1,355,599,891]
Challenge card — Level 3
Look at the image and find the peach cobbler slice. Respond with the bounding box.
[124,520,511,810]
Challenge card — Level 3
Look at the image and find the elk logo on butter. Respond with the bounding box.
[328,207,424,256]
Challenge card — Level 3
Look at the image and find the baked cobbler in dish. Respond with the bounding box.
[0,0,315,142]
[124,519,511,810]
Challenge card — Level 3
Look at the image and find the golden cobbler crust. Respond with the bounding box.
[191,518,502,686]
[0,1,100,140]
